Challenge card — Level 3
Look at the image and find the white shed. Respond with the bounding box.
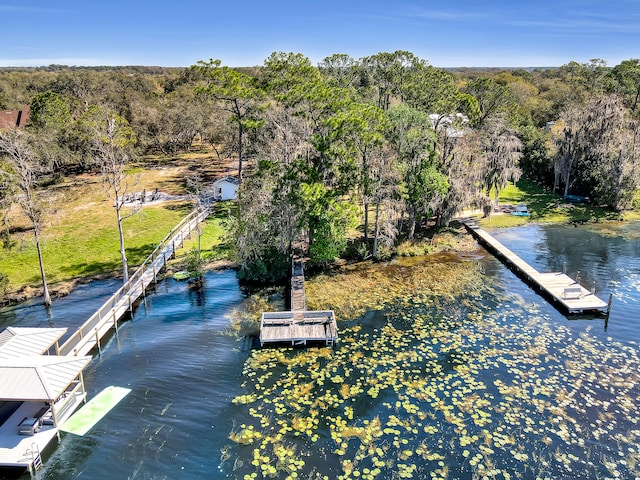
[211,176,240,201]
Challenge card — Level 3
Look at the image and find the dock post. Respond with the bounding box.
[562,262,566,274]
[607,293,613,314]
[575,271,580,283]
[591,282,596,294]
[95,328,101,355]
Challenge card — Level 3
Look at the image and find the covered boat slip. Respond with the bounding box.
[0,327,67,359]
[0,393,86,469]
[260,311,338,346]
[0,328,91,472]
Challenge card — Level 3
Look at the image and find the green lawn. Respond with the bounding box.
[479,179,639,228]
[0,202,190,292]
[178,202,236,263]
[0,148,241,297]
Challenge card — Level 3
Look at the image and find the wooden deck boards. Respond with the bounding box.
[291,246,307,312]
[463,220,609,315]
[259,311,338,346]
[260,248,338,346]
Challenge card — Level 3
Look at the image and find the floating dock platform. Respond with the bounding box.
[259,310,338,346]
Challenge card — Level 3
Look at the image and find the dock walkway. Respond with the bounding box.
[59,206,210,356]
[290,247,307,319]
[260,245,338,347]
[462,220,610,315]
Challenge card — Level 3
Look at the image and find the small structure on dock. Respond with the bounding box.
[462,220,610,315]
[0,328,91,476]
[260,248,338,347]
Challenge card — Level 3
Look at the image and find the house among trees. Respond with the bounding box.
[211,176,240,201]
[0,106,30,130]
[428,112,468,137]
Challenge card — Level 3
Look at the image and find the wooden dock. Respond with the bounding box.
[291,258,306,314]
[59,206,210,356]
[462,220,610,315]
[259,247,338,347]
[260,311,337,346]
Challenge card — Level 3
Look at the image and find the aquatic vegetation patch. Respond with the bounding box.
[227,287,285,335]
[225,268,640,479]
[586,220,640,241]
[305,256,484,320]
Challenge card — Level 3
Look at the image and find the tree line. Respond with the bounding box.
[1,53,640,287]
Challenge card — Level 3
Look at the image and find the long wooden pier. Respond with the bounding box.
[260,247,338,347]
[59,206,210,356]
[462,220,610,315]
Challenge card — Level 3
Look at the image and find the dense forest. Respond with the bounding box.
[1,53,640,285]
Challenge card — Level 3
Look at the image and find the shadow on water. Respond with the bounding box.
[187,277,206,307]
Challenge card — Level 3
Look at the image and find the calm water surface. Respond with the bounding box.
[0,222,639,480]
[491,222,640,343]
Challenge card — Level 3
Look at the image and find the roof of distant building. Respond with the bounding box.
[0,105,30,130]
[212,176,241,186]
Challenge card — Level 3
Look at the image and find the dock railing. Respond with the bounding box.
[59,206,210,356]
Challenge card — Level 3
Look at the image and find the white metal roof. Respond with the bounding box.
[0,327,67,360]
[212,176,241,186]
[0,355,91,402]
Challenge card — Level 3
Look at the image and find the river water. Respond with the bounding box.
[1,222,639,480]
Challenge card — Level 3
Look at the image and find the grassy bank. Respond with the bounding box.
[173,203,236,268]
[0,148,236,299]
[478,178,640,228]
[1,201,190,292]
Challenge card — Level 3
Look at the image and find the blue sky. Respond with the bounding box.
[1,0,638,68]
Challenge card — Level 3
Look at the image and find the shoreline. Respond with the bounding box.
[0,258,237,308]
[3,212,636,308]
